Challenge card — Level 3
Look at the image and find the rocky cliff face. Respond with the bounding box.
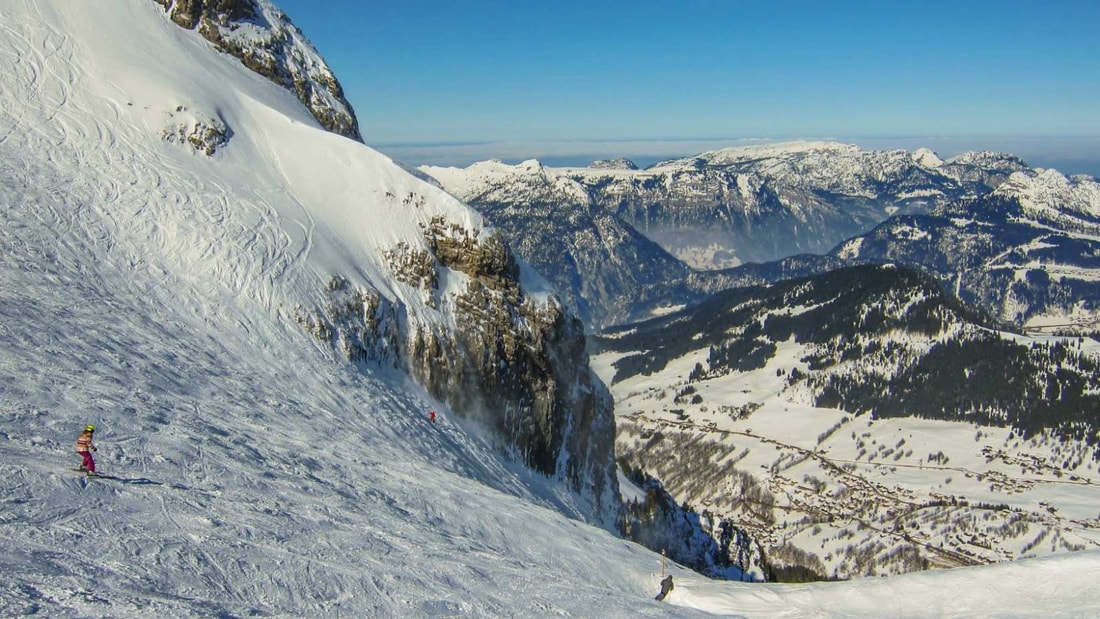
[152,0,362,142]
[619,463,767,581]
[153,0,620,528]
[295,216,621,524]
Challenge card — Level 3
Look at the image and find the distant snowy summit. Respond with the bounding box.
[153,0,362,142]
[994,167,1100,221]
[642,141,1023,196]
[424,143,1029,269]
[424,158,593,205]
[651,140,861,167]
[588,158,639,170]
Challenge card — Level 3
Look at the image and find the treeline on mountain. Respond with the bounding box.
[595,264,988,384]
[596,262,1100,447]
[814,335,1100,446]
[674,192,1100,332]
[844,195,1100,326]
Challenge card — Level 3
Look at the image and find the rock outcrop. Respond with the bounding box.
[152,0,362,142]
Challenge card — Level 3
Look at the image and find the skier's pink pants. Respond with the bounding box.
[80,451,95,473]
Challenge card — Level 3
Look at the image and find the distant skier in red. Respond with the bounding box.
[76,424,97,474]
[429,410,437,423]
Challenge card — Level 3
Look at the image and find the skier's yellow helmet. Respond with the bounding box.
[85,424,95,432]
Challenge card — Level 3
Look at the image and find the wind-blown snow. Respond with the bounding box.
[2,0,1100,616]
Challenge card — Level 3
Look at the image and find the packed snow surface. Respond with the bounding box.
[2,0,1100,616]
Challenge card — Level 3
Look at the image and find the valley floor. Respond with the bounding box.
[595,337,1100,583]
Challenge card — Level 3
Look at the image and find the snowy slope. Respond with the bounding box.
[3,0,1100,617]
[1,0,626,518]
[0,1,644,615]
[994,168,1100,222]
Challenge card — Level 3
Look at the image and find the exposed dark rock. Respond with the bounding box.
[161,105,230,155]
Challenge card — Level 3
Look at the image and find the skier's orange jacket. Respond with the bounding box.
[75,431,95,453]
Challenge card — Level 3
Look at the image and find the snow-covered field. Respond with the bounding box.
[3,0,1100,616]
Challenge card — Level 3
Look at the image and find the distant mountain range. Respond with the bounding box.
[422,143,1100,333]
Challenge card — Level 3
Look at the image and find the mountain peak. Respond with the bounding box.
[588,158,639,170]
[912,147,943,168]
[946,150,1029,169]
[650,141,858,168]
[153,0,362,142]
[518,158,544,172]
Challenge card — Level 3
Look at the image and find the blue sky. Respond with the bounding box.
[275,0,1100,172]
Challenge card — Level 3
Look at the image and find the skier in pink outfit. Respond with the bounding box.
[76,424,97,474]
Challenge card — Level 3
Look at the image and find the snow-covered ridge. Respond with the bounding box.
[912,147,944,168]
[947,150,1030,168]
[425,141,1024,201]
[994,168,1100,220]
[589,157,640,170]
[423,158,593,206]
[654,140,860,167]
